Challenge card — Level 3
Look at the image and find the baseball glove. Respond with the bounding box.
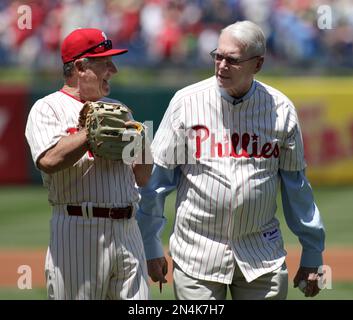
[78,101,144,162]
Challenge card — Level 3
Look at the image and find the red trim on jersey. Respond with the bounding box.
[59,89,85,103]
[66,127,79,134]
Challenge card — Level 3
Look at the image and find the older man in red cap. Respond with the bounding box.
[25,28,152,300]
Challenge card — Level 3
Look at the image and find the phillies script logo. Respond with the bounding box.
[189,125,279,159]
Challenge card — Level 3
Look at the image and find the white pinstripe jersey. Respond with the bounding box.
[25,91,140,207]
[152,76,306,283]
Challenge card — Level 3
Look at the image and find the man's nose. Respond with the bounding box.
[218,58,228,70]
[109,61,118,74]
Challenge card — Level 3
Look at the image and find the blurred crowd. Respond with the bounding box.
[0,0,352,71]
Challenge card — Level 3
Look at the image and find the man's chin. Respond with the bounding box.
[216,76,232,88]
[217,80,232,90]
[102,87,110,97]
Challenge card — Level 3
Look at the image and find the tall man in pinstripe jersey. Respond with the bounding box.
[25,28,152,300]
[137,20,325,299]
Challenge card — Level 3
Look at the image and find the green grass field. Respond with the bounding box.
[0,185,352,300]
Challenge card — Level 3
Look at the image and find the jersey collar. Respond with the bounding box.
[59,89,86,103]
[217,79,257,106]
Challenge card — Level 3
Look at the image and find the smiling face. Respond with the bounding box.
[77,56,118,101]
[215,30,264,97]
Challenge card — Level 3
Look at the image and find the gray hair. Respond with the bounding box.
[63,61,75,78]
[221,20,266,56]
[63,58,90,79]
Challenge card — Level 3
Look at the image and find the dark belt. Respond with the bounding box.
[67,205,133,220]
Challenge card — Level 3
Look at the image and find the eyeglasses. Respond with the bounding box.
[73,39,113,59]
[210,49,260,65]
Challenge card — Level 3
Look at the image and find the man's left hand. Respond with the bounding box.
[293,266,322,297]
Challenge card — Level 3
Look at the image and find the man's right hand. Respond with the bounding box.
[147,257,168,284]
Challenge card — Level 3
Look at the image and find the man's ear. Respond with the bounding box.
[254,56,264,74]
[74,58,87,75]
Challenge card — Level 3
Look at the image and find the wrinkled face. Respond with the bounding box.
[215,31,263,97]
[78,56,118,100]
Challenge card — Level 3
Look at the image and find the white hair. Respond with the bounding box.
[221,20,266,56]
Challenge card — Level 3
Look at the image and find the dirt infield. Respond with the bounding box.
[0,247,352,287]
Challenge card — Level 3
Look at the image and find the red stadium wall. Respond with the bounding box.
[0,86,30,184]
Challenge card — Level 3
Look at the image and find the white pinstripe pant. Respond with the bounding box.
[45,212,150,300]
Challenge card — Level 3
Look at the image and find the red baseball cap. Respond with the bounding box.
[61,28,128,63]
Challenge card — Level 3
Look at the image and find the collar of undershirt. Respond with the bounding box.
[217,79,257,106]
[59,89,86,103]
